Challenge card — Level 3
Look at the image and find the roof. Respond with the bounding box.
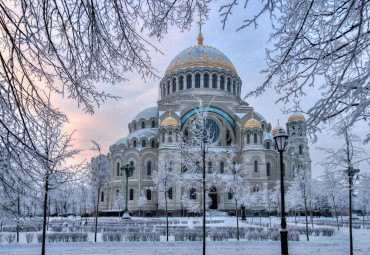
[114,128,158,146]
[133,107,158,122]
[288,112,305,122]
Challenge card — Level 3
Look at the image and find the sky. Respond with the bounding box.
[55,2,369,178]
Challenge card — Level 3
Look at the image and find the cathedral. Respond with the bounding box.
[99,30,311,216]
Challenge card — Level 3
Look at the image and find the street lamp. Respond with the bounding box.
[274,128,289,255]
[348,166,360,255]
[121,163,135,219]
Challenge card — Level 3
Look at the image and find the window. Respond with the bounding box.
[179,76,184,90]
[204,74,209,88]
[146,189,152,200]
[220,76,225,90]
[292,165,295,178]
[162,132,165,143]
[212,74,217,88]
[208,162,212,173]
[151,120,156,128]
[172,79,176,92]
[182,165,187,173]
[195,74,200,88]
[147,161,152,176]
[299,145,303,155]
[228,192,233,200]
[227,78,231,91]
[254,160,258,173]
[168,188,173,200]
[167,82,170,95]
[254,133,258,143]
[220,161,224,174]
[187,75,192,89]
[142,140,146,147]
[133,140,137,148]
[168,131,172,142]
[233,81,236,94]
[169,161,173,171]
[101,192,104,202]
[247,133,250,144]
[141,121,145,129]
[116,190,119,197]
[129,189,134,200]
[130,161,134,167]
[117,162,120,176]
[195,161,200,172]
[151,140,155,148]
[134,123,136,130]
[190,188,196,200]
[266,142,271,150]
[205,118,220,143]
[253,186,259,192]
[266,162,271,177]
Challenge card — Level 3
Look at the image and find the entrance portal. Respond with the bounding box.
[209,187,217,209]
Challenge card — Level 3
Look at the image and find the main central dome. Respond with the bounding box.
[164,45,237,76]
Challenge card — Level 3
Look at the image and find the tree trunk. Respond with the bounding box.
[47,197,50,231]
[95,188,100,242]
[42,178,49,255]
[304,197,309,241]
[235,199,239,241]
[165,191,169,241]
[332,196,339,230]
[202,150,206,255]
[17,195,20,243]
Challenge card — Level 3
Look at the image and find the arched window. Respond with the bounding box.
[141,121,145,129]
[162,132,165,143]
[195,161,200,172]
[101,192,104,202]
[266,162,271,176]
[190,188,196,200]
[179,76,184,90]
[117,162,120,176]
[134,123,136,130]
[168,131,172,142]
[204,74,209,88]
[254,160,258,173]
[168,161,173,171]
[208,162,212,173]
[133,140,137,148]
[220,161,224,174]
[254,133,258,143]
[172,79,176,92]
[233,80,236,94]
[168,188,173,200]
[151,120,156,128]
[292,165,295,178]
[147,161,152,176]
[299,145,303,155]
[116,189,119,197]
[266,142,271,149]
[247,133,250,144]
[151,140,155,148]
[227,78,231,91]
[182,165,187,173]
[142,139,146,147]
[167,81,170,95]
[146,189,152,200]
[187,75,192,89]
[195,74,200,88]
[129,189,134,200]
[220,76,225,90]
[212,74,217,88]
[130,161,134,167]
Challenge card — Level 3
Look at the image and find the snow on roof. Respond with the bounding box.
[254,111,267,123]
[133,107,158,122]
[263,131,274,141]
[114,137,127,146]
[127,128,158,141]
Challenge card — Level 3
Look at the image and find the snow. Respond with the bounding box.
[133,107,158,122]
[115,128,158,146]
[1,217,369,255]
[263,132,273,142]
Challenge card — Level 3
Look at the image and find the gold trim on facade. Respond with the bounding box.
[164,47,238,76]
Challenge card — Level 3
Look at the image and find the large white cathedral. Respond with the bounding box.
[99,31,311,216]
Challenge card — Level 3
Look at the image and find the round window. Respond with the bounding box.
[205,119,220,143]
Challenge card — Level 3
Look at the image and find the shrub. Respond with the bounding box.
[5,234,16,243]
[26,233,35,243]
[321,228,334,236]
[51,225,63,232]
[37,233,43,243]
[288,231,300,241]
[0,233,3,243]
[102,232,123,242]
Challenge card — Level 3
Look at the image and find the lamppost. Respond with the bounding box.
[348,166,360,255]
[121,163,135,219]
[274,128,289,255]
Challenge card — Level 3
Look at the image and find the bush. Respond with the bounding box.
[102,232,123,242]
[0,234,3,243]
[5,234,16,243]
[51,225,63,232]
[321,228,334,236]
[37,233,43,243]
[26,233,35,243]
[288,230,300,241]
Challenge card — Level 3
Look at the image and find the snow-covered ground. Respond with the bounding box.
[1,216,369,255]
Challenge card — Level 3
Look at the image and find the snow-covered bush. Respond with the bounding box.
[321,228,335,236]
[5,234,16,243]
[51,225,63,232]
[0,234,3,243]
[37,233,43,243]
[209,230,229,241]
[288,231,300,241]
[101,232,123,242]
[26,233,35,243]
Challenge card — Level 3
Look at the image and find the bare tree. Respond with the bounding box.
[219,0,370,142]
[89,140,110,243]
[151,160,179,241]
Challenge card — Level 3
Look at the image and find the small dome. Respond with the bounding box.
[271,120,285,135]
[161,113,179,127]
[133,107,158,122]
[243,112,262,129]
[288,112,305,122]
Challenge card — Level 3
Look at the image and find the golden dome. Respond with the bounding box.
[271,119,285,135]
[243,112,262,129]
[288,112,305,122]
[161,112,179,127]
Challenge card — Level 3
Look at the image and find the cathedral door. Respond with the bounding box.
[209,187,217,209]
